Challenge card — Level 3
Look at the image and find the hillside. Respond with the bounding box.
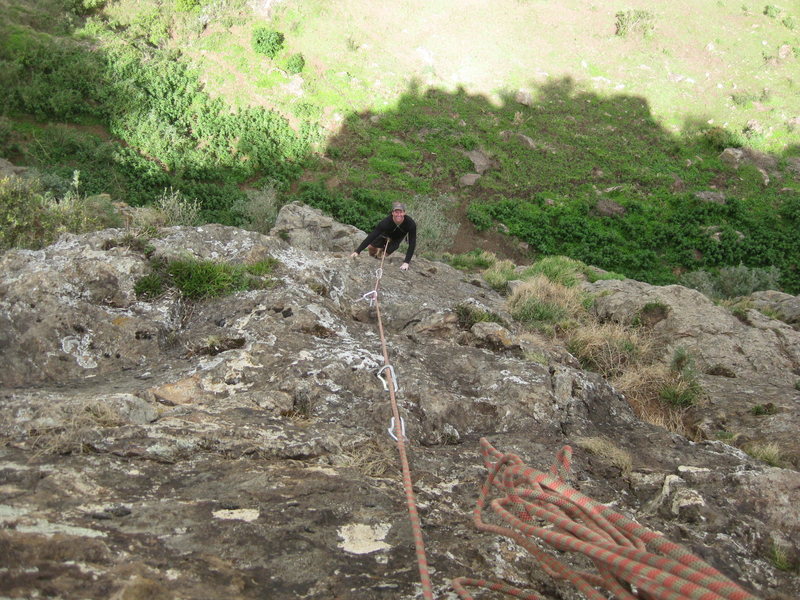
[0,207,798,598]
[0,0,799,290]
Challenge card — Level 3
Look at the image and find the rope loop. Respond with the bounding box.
[452,438,760,600]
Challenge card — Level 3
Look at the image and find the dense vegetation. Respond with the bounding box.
[1,0,799,292]
[0,0,317,224]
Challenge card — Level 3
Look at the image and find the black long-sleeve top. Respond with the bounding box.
[356,215,417,263]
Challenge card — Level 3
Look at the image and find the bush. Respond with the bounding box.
[715,263,781,298]
[252,27,284,58]
[0,176,53,250]
[763,5,780,18]
[404,194,459,254]
[0,171,120,251]
[286,53,305,74]
[153,188,202,226]
[614,10,655,37]
[680,264,781,299]
[231,183,281,234]
[175,0,200,11]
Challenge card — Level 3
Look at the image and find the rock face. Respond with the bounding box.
[271,201,365,252]
[1,207,799,599]
[585,279,800,467]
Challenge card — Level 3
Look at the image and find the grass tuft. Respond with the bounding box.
[507,275,586,331]
[454,303,506,329]
[576,437,633,475]
[744,441,785,467]
[135,256,278,301]
[566,322,650,378]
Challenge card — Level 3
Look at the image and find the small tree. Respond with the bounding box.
[252,27,284,58]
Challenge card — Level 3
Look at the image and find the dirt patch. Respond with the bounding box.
[448,200,530,264]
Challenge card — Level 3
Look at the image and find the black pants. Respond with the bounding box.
[368,236,401,256]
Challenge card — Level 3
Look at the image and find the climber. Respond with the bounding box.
[350,202,417,271]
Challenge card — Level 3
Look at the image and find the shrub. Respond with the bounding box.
[0,171,120,251]
[680,264,781,299]
[0,176,55,250]
[700,126,745,150]
[153,188,202,226]
[231,183,281,234]
[763,5,780,18]
[715,263,781,298]
[175,0,200,11]
[286,53,305,74]
[404,194,459,253]
[252,27,284,58]
[466,202,494,231]
[614,10,655,37]
[679,270,716,296]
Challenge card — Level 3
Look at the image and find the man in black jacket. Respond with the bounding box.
[350,202,417,270]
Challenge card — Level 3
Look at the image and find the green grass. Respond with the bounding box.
[135,257,278,300]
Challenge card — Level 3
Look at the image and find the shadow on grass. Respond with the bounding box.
[300,77,800,292]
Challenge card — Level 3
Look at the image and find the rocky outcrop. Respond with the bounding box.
[584,278,800,467]
[270,201,365,252]
[1,208,799,598]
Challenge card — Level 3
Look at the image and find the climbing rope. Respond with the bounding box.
[362,239,435,600]
[452,438,760,600]
[357,248,755,600]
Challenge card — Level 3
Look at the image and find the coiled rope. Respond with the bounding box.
[363,240,434,600]
[452,438,759,600]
